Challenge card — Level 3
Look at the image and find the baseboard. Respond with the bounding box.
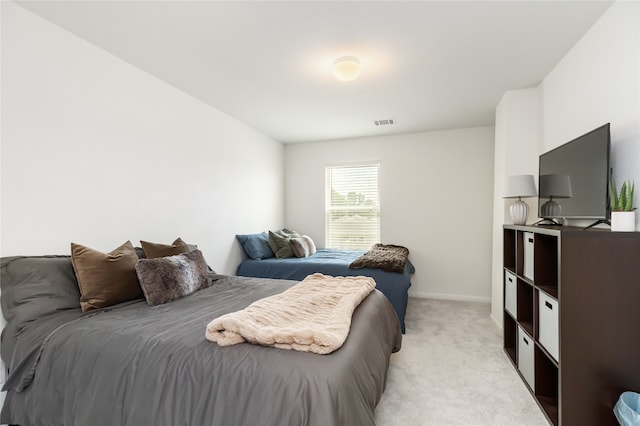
[409,291,491,303]
[489,313,503,330]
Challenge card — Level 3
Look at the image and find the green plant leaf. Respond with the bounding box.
[623,181,635,211]
[611,180,636,211]
[620,181,628,211]
[609,181,618,210]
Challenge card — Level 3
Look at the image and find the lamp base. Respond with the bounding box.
[509,199,529,225]
[541,199,561,217]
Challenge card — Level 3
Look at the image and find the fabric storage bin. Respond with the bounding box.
[523,232,535,281]
[517,325,535,390]
[539,291,559,361]
[505,270,517,318]
[614,391,640,426]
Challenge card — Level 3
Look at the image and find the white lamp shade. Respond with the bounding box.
[539,174,572,198]
[504,175,537,198]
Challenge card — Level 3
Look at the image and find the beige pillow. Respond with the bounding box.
[290,235,317,258]
[140,237,190,259]
[70,241,143,312]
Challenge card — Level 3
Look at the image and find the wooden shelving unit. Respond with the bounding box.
[502,225,640,426]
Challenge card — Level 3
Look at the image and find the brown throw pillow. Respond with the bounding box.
[70,241,143,312]
[140,237,190,259]
[135,250,211,306]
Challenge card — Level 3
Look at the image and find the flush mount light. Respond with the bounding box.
[332,56,361,81]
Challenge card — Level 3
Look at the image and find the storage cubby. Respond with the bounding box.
[503,225,640,426]
[516,279,533,337]
[503,313,517,365]
[515,230,525,277]
[535,345,559,425]
[503,229,516,272]
[533,233,558,298]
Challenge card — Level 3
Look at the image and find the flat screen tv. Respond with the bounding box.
[538,123,611,222]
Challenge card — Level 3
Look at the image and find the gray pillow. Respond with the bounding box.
[1,256,82,364]
[135,250,211,306]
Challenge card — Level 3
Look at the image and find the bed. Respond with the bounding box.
[236,248,414,333]
[0,255,401,426]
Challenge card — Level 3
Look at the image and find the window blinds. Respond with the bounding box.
[325,163,380,250]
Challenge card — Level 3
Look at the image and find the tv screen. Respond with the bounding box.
[538,123,610,220]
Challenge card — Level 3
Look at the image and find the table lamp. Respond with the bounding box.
[504,175,537,225]
[539,174,572,218]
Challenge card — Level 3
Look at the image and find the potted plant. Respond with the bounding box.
[609,180,636,232]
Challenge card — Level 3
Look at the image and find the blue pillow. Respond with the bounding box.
[236,233,275,260]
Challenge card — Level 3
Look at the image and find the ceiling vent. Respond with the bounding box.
[374,118,396,126]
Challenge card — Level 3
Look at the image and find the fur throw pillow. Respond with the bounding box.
[290,235,317,258]
[135,250,211,305]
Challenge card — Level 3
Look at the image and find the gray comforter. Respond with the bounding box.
[1,274,401,426]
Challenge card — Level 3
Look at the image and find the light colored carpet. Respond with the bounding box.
[375,298,549,426]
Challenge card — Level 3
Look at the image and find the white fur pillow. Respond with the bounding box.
[290,235,317,258]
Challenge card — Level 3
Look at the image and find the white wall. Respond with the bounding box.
[490,88,542,327]
[285,127,495,302]
[0,2,285,274]
[542,0,639,221]
[490,0,640,322]
[0,3,284,409]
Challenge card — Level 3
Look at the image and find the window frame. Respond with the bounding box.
[324,162,381,250]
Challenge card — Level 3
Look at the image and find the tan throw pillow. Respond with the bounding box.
[140,237,190,259]
[135,250,211,306]
[70,241,143,312]
[290,235,317,258]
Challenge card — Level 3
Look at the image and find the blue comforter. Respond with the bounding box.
[236,249,414,333]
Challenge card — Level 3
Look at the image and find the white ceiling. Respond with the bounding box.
[16,1,613,143]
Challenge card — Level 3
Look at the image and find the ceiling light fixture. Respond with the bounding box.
[332,56,361,82]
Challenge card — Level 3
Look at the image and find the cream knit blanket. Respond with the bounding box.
[205,273,376,354]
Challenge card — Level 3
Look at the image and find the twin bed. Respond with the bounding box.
[237,248,414,333]
[0,254,402,426]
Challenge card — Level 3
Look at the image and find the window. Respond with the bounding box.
[325,163,380,249]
